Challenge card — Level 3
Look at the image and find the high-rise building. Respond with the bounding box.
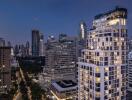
[77,22,87,58]
[79,21,87,40]
[32,30,41,56]
[78,7,127,100]
[45,36,77,82]
[0,47,12,93]
[32,30,44,56]
[39,34,44,56]
[25,41,30,56]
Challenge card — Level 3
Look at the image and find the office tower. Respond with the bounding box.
[78,7,127,100]
[128,52,132,92]
[39,34,44,56]
[45,36,77,82]
[79,21,87,40]
[32,30,41,56]
[0,47,11,93]
[77,21,87,58]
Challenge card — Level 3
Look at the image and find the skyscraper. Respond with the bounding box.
[77,21,87,58]
[25,41,30,56]
[45,35,77,82]
[78,7,127,100]
[79,21,87,40]
[32,30,41,56]
[0,47,12,93]
[39,34,44,56]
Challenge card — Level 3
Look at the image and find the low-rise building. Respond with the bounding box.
[51,80,77,100]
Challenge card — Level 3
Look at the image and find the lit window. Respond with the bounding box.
[96,78,100,83]
[96,67,100,72]
[108,19,119,25]
[105,67,109,72]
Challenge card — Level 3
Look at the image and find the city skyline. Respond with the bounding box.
[0,3,132,99]
[0,0,132,45]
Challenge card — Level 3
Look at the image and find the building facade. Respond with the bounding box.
[128,52,132,92]
[44,35,77,82]
[0,47,12,93]
[25,41,30,56]
[32,30,41,56]
[128,38,132,52]
[78,7,127,100]
[79,21,87,41]
[39,34,44,56]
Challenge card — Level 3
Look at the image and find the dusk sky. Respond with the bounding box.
[0,0,132,44]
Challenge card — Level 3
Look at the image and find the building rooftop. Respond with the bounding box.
[94,7,127,20]
[51,80,77,92]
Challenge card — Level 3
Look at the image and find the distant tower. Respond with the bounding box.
[7,41,11,47]
[0,38,5,47]
[25,41,30,56]
[32,30,41,56]
[77,22,87,58]
[39,34,44,56]
[14,45,19,56]
[79,21,87,40]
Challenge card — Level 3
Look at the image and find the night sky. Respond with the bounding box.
[0,0,132,44]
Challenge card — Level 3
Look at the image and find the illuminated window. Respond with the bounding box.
[96,67,100,72]
[105,67,109,72]
[108,19,119,25]
[96,78,100,83]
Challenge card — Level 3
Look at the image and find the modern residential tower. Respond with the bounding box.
[78,7,127,100]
